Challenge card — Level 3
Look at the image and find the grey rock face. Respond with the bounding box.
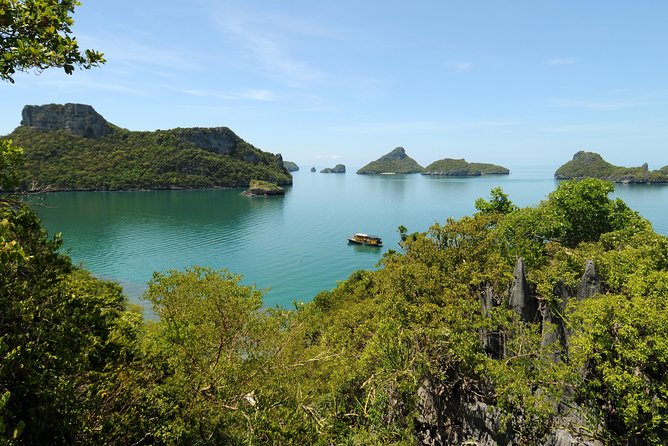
[21,103,112,139]
[379,146,408,161]
[509,258,538,322]
[174,127,240,155]
[577,260,601,300]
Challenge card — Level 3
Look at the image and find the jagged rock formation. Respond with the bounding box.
[422,158,509,176]
[357,147,424,174]
[6,103,292,190]
[508,258,539,323]
[320,164,346,173]
[283,161,299,172]
[21,103,112,139]
[418,259,607,446]
[555,151,668,183]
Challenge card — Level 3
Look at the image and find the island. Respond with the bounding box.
[320,164,346,173]
[356,147,424,174]
[555,151,668,183]
[422,158,510,176]
[241,179,285,196]
[3,103,292,191]
[283,161,299,172]
[310,167,316,172]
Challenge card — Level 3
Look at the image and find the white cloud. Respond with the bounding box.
[549,98,667,110]
[452,62,473,72]
[182,88,277,101]
[547,57,578,66]
[316,154,340,159]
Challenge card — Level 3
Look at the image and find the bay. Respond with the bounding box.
[32,166,668,309]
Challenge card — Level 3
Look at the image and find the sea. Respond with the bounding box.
[32,166,668,310]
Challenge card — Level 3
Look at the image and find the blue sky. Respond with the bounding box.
[2,0,668,170]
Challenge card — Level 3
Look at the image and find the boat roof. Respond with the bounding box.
[353,233,381,239]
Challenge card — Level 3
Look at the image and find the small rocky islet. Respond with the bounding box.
[320,164,346,173]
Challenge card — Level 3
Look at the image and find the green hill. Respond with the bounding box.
[356,147,423,174]
[423,158,509,176]
[555,151,668,183]
[4,104,292,191]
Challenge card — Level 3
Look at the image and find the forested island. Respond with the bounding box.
[2,104,292,191]
[555,151,668,183]
[422,158,509,176]
[357,146,424,174]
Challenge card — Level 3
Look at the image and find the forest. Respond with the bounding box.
[3,137,668,444]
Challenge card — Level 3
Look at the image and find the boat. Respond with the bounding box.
[348,233,383,247]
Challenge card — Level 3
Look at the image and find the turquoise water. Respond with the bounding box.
[32,167,668,308]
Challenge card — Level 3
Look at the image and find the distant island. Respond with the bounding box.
[555,151,668,183]
[357,147,424,174]
[283,161,299,172]
[320,164,346,173]
[423,158,509,176]
[3,103,292,191]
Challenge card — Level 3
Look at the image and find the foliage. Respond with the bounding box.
[356,147,423,174]
[0,0,104,82]
[423,158,509,176]
[0,140,22,191]
[4,125,292,191]
[2,173,668,444]
[0,203,141,445]
[555,151,668,183]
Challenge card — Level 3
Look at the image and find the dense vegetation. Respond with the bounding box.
[3,125,292,191]
[555,151,668,183]
[422,158,509,175]
[3,137,668,444]
[357,147,424,174]
[0,0,104,82]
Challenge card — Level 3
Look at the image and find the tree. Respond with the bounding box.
[0,0,104,82]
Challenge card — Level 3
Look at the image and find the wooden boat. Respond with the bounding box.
[348,233,383,247]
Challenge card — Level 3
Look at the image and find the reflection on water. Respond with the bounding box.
[33,168,668,309]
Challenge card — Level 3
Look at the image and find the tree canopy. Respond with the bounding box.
[0,0,104,82]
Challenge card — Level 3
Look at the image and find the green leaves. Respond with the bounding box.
[0,0,105,82]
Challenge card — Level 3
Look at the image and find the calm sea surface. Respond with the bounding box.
[32,166,668,309]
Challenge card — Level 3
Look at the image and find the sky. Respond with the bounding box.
[2,0,668,170]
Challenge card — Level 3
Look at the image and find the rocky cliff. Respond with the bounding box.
[21,103,113,139]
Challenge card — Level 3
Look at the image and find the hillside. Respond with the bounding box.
[4,103,292,191]
[423,158,509,176]
[555,151,668,183]
[357,147,424,174]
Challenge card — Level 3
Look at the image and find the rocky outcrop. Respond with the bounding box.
[426,259,609,446]
[320,164,346,173]
[310,167,316,172]
[241,180,285,196]
[21,103,112,139]
[508,258,538,323]
[173,127,240,155]
[283,161,299,172]
[577,259,601,300]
